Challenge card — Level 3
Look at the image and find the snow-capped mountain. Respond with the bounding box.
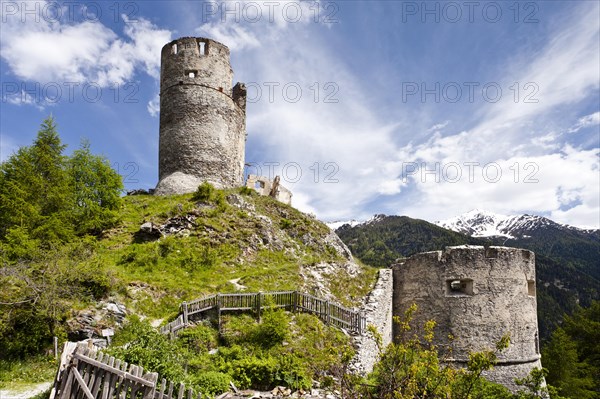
[325,219,363,230]
[435,209,597,239]
[326,214,388,230]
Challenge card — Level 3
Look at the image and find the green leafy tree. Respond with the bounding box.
[67,140,123,235]
[0,117,123,248]
[0,117,72,244]
[542,302,600,398]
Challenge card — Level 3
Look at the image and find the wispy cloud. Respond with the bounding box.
[568,112,600,133]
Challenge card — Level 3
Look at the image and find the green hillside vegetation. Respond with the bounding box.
[1,118,592,397]
[0,118,375,363]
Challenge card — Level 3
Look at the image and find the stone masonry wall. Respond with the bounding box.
[156,37,246,195]
[393,245,542,392]
[349,268,393,375]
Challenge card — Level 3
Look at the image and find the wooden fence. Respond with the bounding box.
[160,291,366,336]
[51,343,203,399]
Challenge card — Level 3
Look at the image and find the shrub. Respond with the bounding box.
[109,316,185,382]
[254,308,290,348]
[230,355,277,390]
[279,218,292,229]
[193,182,215,202]
[238,186,255,196]
[178,323,218,353]
[193,371,231,396]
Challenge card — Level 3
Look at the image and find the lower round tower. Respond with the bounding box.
[155,37,246,195]
[393,245,543,392]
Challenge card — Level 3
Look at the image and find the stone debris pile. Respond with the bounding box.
[213,386,341,399]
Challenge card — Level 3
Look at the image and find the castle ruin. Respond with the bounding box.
[155,37,247,195]
[392,245,543,391]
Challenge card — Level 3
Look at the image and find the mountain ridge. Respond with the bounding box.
[435,209,599,239]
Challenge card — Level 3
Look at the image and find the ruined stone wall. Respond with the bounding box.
[350,268,394,375]
[156,37,246,195]
[393,245,542,392]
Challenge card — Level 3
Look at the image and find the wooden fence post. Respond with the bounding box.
[257,292,262,323]
[293,291,298,313]
[216,294,221,333]
[182,302,188,325]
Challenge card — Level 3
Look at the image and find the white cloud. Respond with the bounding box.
[0,2,172,87]
[147,94,160,117]
[394,146,599,228]
[568,112,600,133]
[4,90,46,110]
[427,120,450,132]
[192,1,600,228]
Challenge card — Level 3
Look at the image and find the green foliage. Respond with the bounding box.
[279,218,292,229]
[348,304,552,399]
[254,308,290,348]
[192,182,227,213]
[542,301,600,398]
[193,182,215,202]
[238,186,255,196]
[0,245,111,358]
[177,323,219,353]
[192,371,231,396]
[0,355,57,387]
[0,117,122,247]
[67,140,123,235]
[109,316,185,382]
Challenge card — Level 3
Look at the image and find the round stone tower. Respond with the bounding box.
[393,245,542,392]
[155,37,247,195]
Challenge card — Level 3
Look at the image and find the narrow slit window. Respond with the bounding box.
[172,43,178,54]
[185,69,198,78]
[198,41,206,55]
[446,279,474,296]
[527,280,536,296]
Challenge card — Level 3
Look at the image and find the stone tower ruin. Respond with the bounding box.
[155,37,247,195]
[393,246,542,392]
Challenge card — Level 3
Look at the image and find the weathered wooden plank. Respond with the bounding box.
[72,354,154,387]
[177,383,185,399]
[101,357,116,399]
[58,367,75,399]
[54,342,79,399]
[72,368,94,399]
[90,352,105,398]
[156,378,166,399]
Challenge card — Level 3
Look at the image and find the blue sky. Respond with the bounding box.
[1,0,599,228]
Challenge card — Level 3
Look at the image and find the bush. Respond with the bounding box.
[193,371,231,396]
[279,219,292,229]
[178,323,218,353]
[254,308,290,348]
[230,355,277,390]
[109,316,185,382]
[193,182,214,202]
[238,186,255,196]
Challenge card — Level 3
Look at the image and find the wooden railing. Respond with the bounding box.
[51,343,204,399]
[160,291,365,336]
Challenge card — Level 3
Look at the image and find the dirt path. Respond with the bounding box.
[0,382,52,399]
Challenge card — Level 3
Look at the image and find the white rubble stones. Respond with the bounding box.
[349,268,394,375]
